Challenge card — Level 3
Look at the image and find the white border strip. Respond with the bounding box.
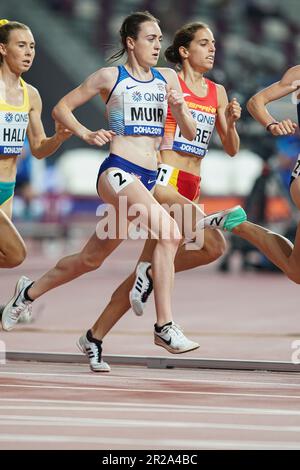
[6,351,300,372]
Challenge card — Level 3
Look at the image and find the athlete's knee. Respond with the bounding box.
[203,229,226,260]
[5,242,27,268]
[158,232,181,254]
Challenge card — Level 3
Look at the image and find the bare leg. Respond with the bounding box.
[0,207,26,268]
[28,233,123,299]
[218,174,300,282]
[91,271,135,339]
[91,198,226,341]
[232,221,299,280]
[98,172,181,327]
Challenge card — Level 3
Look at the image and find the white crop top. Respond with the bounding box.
[106,65,168,137]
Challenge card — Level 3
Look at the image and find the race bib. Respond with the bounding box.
[0,111,28,155]
[156,164,173,186]
[107,169,135,193]
[124,85,167,136]
[173,109,215,157]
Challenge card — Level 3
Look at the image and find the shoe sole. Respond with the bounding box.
[76,340,111,373]
[154,337,200,354]
[1,277,27,331]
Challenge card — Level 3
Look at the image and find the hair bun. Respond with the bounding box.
[0,19,9,27]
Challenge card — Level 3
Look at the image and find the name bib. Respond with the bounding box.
[173,109,216,157]
[124,85,167,136]
[0,111,29,155]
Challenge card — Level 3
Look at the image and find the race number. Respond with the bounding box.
[107,169,134,193]
[156,164,173,186]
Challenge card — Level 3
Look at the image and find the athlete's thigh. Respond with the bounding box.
[154,184,204,239]
[98,170,178,240]
[0,197,13,219]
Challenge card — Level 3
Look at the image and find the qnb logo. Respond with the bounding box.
[0,340,6,365]
[4,112,13,123]
[132,91,142,102]
[291,340,300,365]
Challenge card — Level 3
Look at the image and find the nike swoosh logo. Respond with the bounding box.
[183,93,191,97]
[159,336,172,346]
[12,290,23,308]
[147,179,156,184]
[126,85,138,90]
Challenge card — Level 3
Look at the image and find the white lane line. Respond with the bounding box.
[1,415,300,433]
[0,434,299,450]
[1,405,300,417]
[1,371,300,388]
[2,404,300,419]
[1,383,300,399]
[0,398,300,415]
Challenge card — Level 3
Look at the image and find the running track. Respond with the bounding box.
[1,239,300,449]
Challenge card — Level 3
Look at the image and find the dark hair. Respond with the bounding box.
[165,22,209,67]
[0,20,31,65]
[107,11,159,63]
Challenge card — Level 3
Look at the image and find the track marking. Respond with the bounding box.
[0,434,299,449]
[1,371,300,388]
[1,383,300,399]
[1,415,300,433]
[0,404,300,416]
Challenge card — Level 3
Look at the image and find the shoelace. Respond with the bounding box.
[164,323,185,338]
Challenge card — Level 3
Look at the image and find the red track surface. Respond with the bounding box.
[1,239,300,449]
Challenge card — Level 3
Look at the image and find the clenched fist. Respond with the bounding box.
[225,97,241,124]
[267,119,298,136]
[81,129,116,147]
[167,88,185,112]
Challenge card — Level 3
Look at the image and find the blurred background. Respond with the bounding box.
[2,0,300,271]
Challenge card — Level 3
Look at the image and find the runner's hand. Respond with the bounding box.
[81,129,116,146]
[225,98,241,124]
[267,120,298,136]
